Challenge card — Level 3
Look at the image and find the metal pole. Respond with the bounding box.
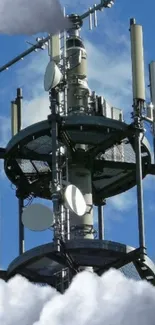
[0,36,49,73]
[65,154,70,240]
[16,88,25,255]
[130,18,146,260]
[18,196,24,254]
[63,21,70,240]
[49,89,61,245]
[153,115,155,163]
[98,205,104,240]
[135,127,146,259]
[153,135,155,164]
[16,88,22,131]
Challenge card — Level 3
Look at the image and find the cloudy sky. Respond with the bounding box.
[0,0,155,270]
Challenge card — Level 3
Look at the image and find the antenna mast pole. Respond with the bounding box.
[16,88,25,255]
[11,88,24,255]
[130,18,146,261]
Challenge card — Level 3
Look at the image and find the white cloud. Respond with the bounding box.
[0,0,70,35]
[0,116,11,147]
[84,16,132,112]
[61,0,93,11]
[15,50,50,127]
[22,94,49,127]
[108,188,136,213]
[0,269,155,325]
[143,174,155,190]
[85,39,131,112]
[106,172,155,216]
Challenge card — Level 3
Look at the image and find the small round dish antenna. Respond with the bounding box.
[64,184,87,216]
[44,60,62,91]
[22,203,53,231]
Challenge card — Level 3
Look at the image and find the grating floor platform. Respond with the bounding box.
[4,116,152,204]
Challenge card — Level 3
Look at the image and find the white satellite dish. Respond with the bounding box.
[44,60,62,91]
[64,184,87,216]
[22,203,53,231]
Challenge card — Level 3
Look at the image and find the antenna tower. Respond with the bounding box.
[0,0,155,291]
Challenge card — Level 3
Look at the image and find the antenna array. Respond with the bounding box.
[0,0,115,73]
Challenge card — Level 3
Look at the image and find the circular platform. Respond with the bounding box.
[7,240,155,290]
[4,115,152,204]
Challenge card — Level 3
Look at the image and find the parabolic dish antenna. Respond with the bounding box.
[44,60,62,91]
[22,203,53,231]
[64,184,87,216]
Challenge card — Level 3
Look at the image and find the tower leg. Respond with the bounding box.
[18,198,24,254]
[135,128,146,260]
[98,205,104,240]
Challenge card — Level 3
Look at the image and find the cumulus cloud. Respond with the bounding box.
[22,94,49,127]
[85,28,132,112]
[0,116,11,147]
[108,188,137,213]
[0,269,155,325]
[0,0,70,35]
[15,50,49,127]
[61,0,93,12]
[0,274,57,324]
[106,172,155,219]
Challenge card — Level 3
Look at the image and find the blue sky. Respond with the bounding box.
[0,0,155,269]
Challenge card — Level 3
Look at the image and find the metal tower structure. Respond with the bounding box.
[0,0,155,292]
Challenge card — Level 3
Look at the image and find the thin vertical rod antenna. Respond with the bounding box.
[98,206,104,240]
[16,88,22,133]
[89,8,93,30]
[94,4,98,27]
[16,87,25,255]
